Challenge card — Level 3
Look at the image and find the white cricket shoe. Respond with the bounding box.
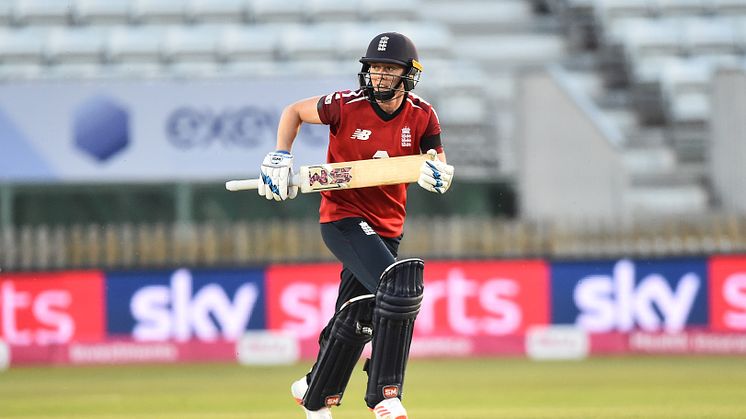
[291,376,333,419]
[372,398,408,419]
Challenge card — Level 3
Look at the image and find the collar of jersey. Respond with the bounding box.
[369,92,408,122]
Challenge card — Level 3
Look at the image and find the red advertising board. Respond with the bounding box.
[0,271,105,345]
[709,255,746,332]
[417,260,549,336]
[266,260,550,357]
[266,263,341,340]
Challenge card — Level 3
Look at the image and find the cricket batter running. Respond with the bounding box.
[258,32,455,419]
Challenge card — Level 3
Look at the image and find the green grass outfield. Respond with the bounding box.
[1,356,745,418]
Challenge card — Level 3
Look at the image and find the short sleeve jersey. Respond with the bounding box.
[316,90,442,237]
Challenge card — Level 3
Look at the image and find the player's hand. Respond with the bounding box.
[418,149,454,194]
[258,150,298,201]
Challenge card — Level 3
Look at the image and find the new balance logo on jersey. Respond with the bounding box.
[359,221,376,236]
[377,36,389,51]
[350,129,372,141]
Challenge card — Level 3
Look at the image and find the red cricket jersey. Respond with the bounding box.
[316,90,442,237]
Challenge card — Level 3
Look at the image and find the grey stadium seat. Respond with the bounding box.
[187,0,249,24]
[730,16,746,51]
[0,27,46,63]
[594,0,656,26]
[130,0,187,24]
[217,25,279,62]
[106,25,166,63]
[72,0,130,25]
[162,25,221,63]
[610,17,682,58]
[278,24,338,61]
[44,62,106,79]
[360,0,420,22]
[680,17,737,55]
[656,0,714,16]
[45,26,107,64]
[0,62,44,80]
[307,0,360,23]
[250,0,306,23]
[11,0,73,25]
[712,0,746,14]
[0,0,13,25]
[420,0,535,34]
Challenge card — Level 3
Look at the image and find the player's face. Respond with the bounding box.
[368,63,406,91]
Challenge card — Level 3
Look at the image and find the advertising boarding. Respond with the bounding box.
[551,258,709,332]
[0,78,347,182]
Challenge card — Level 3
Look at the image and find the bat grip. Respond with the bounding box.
[225,174,301,191]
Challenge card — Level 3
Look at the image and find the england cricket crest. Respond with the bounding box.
[401,126,412,147]
[307,165,353,190]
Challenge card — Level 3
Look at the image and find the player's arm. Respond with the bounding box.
[259,96,322,201]
[276,96,323,152]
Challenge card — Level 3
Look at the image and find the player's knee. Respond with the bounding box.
[376,258,425,317]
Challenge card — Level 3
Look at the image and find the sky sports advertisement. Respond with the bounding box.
[1,256,746,365]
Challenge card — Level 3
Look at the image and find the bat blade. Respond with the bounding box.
[299,154,431,193]
[225,154,433,193]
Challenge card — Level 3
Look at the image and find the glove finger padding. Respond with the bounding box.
[260,150,295,201]
[288,168,299,199]
[418,159,454,194]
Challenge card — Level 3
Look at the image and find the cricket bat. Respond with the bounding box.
[225,153,435,193]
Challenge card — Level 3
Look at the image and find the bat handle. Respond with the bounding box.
[225,174,301,192]
[225,179,260,191]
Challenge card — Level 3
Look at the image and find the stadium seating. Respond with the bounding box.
[11,0,72,25]
[187,0,248,24]
[1,0,744,227]
[130,0,187,24]
[72,0,130,25]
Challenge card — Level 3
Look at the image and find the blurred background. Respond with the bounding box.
[1,0,746,412]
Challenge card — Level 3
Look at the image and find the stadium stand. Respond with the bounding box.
[2,0,746,270]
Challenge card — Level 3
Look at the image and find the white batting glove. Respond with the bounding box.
[418,149,454,194]
[258,150,298,201]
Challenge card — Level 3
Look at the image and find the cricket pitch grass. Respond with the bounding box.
[1,356,745,418]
